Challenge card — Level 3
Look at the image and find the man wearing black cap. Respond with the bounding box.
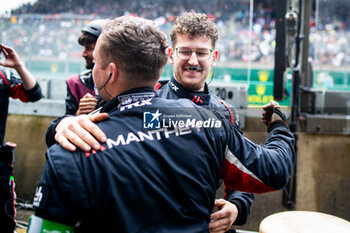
[65,19,106,115]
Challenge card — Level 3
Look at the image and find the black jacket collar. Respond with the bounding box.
[100,87,157,113]
[167,77,210,105]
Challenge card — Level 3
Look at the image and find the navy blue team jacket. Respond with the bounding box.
[34,87,295,233]
[157,77,253,225]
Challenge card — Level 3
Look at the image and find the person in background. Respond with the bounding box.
[27,16,295,233]
[44,19,107,148]
[65,19,106,116]
[0,44,42,233]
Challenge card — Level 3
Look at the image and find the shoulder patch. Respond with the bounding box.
[33,184,50,209]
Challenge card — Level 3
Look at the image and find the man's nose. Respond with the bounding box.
[82,49,88,57]
[188,51,199,65]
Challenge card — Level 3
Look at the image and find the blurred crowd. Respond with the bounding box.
[1,0,349,67]
[11,0,246,21]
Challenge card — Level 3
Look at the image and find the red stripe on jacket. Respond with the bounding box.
[221,157,276,194]
[0,70,30,102]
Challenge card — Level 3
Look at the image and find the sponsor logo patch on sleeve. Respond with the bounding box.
[33,184,50,209]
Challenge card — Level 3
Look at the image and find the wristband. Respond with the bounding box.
[273,107,287,122]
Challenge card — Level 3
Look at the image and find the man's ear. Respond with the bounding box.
[168,47,174,64]
[211,49,219,67]
[108,63,118,82]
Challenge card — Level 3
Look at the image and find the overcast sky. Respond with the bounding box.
[1,0,37,15]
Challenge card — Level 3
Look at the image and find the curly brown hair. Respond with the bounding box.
[170,11,218,48]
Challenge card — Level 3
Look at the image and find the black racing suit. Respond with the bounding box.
[33,87,295,233]
[0,68,42,233]
[157,77,253,227]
